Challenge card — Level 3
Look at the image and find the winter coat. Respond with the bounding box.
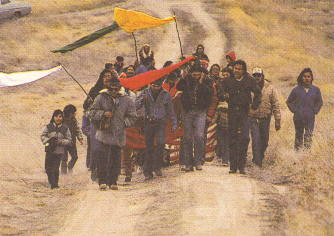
[41,123,72,154]
[192,53,209,62]
[89,90,137,146]
[135,87,177,129]
[83,86,104,110]
[218,73,262,112]
[286,85,323,120]
[63,116,83,145]
[252,81,281,120]
[81,112,91,137]
[176,75,214,112]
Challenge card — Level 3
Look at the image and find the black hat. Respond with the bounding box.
[189,62,203,74]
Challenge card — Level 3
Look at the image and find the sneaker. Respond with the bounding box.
[222,158,229,167]
[125,176,131,182]
[239,169,247,175]
[213,158,222,165]
[185,167,194,172]
[99,184,107,190]
[154,169,162,176]
[144,175,153,181]
[109,185,118,190]
[180,165,186,171]
[195,165,203,171]
[136,166,143,174]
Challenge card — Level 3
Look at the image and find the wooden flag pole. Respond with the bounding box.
[132,33,139,63]
[173,13,184,59]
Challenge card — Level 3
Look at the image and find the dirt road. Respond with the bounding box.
[58,165,269,236]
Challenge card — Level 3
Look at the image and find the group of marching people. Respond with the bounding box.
[41,43,323,190]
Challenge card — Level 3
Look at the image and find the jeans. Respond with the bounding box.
[215,126,229,161]
[143,120,166,177]
[294,117,315,150]
[96,141,121,186]
[61,145,78,173]
[250,117,271,167]
[228,110,250,171]
[45,153,62,188]
[182,109,207,168]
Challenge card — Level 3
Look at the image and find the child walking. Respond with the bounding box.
[41,109,72,189]
[213,101,229,166]
[61,104,84,174]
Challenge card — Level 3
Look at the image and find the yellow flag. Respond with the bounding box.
[114,7,176,33]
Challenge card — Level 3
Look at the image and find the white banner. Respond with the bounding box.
[0,66,62,88]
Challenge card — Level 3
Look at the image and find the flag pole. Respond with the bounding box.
[132,33,139,63]
[60,64,91,99]
[173,13,184,59]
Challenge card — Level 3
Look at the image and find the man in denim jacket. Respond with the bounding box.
[136,78,177,180]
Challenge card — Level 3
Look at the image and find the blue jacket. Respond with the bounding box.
[286,85,323,120]
[135,87,177,129]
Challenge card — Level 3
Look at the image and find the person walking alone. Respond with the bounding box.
[286,68,323,150]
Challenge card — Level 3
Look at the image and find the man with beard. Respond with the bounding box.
[249,68,281,167]
[218,60,262,175]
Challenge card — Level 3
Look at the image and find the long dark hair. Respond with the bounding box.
[297,68,313,86]
[93,69,113,91]
[195,44,204,54]
[50,109,63,123]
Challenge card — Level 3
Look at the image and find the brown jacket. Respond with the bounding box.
[253,81,281,120]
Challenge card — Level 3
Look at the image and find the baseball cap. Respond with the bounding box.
[252,68,263,75]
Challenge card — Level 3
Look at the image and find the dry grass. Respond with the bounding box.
[210,0,334,234]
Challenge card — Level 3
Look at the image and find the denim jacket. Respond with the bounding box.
[135,87,177,129]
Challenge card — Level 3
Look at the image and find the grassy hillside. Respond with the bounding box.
[208,0,334,234]
[0,0,334,235]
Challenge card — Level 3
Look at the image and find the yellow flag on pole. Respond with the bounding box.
[114,7,176,33]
